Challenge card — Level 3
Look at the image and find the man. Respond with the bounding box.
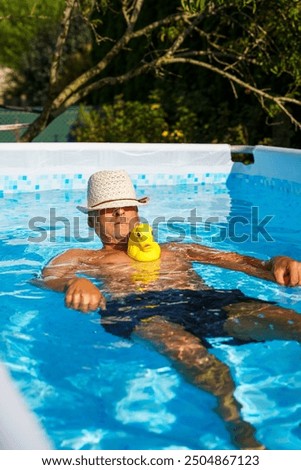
[42,169,301,450]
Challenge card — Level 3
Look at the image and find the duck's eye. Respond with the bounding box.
[137,232,141,238]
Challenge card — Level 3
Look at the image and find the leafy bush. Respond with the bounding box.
[70,93,199,143]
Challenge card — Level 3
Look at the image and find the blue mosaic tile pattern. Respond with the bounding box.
[1,171,300,195]
[0,172,229,194]
[227,173,301,195]
[0,173,89,193]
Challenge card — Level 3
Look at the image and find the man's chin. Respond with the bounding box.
[113,236,129,246]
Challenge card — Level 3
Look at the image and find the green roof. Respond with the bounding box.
[0,107,79,142]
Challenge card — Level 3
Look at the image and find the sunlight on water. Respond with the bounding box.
[115,368,178,433]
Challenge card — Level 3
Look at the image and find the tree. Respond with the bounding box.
[6,12,92,107]
[13,0,301,142]
[0,0,64,69]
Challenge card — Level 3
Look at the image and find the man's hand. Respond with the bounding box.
[65,278,106,313]
[269,256,301,286]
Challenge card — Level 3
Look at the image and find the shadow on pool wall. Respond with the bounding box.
[227,145,301,257]
[229,145,301,193]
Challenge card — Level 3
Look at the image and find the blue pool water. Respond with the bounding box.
[1,177,301,450]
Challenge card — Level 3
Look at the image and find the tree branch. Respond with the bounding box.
[160,56,301,129]
[54,61,155,113]
[128,0,144,27]
[49,0,77,88]
[50,9,199,112]
[121,0,131,26]
[53,12,211,114]
[128,12,192,40]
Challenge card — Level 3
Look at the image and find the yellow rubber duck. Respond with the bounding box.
[127,223,161,262]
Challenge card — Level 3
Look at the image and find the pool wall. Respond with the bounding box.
[0,142,232,193]
[229,145,301,193]
[1,142,301,194]
[0,364,52,449]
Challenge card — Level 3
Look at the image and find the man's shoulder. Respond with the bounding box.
[63,247,95,256]
[162,242,206,252]
[50,248,97,264]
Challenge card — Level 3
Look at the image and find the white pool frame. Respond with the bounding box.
[1,143,301,194]
[0,142,301,449]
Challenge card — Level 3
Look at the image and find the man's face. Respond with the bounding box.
[92,206,139,245]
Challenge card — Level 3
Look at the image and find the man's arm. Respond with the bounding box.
[40,249,106,313]
[181,243,301,286]
[41,249,80,292]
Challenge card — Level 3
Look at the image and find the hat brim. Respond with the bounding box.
[77,197,149,214]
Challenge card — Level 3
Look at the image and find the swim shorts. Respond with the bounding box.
[100,289,261,346]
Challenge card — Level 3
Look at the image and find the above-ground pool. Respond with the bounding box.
[0,143,301,451]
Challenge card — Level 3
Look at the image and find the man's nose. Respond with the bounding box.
[113,208,125,217]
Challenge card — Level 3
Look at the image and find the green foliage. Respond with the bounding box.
[70,93,199,143]
[181,0,207,13]
[2,0,301,146]
[6,11,92,107]
[0,0,64,68]
[70,97,166,143]
[181,0,257,14]
[260,0,301,86]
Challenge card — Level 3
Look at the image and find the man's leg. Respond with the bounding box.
[223,300,301,342]
[134,316,265,450]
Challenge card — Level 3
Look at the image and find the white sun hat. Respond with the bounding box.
[77,169,149,213]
